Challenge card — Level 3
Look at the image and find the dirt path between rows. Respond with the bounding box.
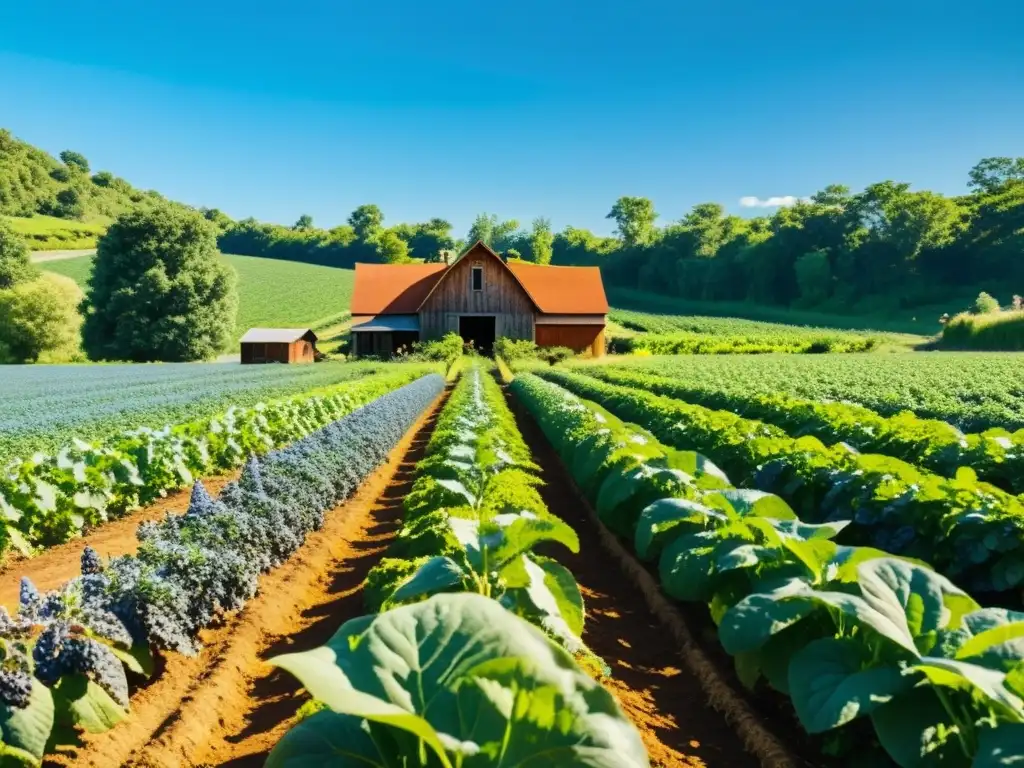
[504,388,759,768]
[0,473,240,610]
[47,391,446,768]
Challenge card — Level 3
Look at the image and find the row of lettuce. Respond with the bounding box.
[577,365,1024,494]
[513,372,1024,767]
[537,370,1024,601]
[0,365,442,557]
[264,364,649,767]
[0,373,447,765]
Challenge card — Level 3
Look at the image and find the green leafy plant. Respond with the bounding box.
[266,593,648,768]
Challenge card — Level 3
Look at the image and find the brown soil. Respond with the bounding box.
[0,473,240,611]
[504,388,761,768]
[45,392,445,768]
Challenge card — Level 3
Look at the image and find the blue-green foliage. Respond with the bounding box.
[0,374,444,763]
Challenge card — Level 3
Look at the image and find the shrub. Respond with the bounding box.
[0,273,83,362]
[493,336,538,361]
[537,345,575,365]
[971,291,1000,314]
[942,310,1024,351]
[49,166,72,183]
[59,150,90,173]
[410,332,463,366]
[0,219,36,289]
[81,205,238,362]
[49,187,85,219]
[91,171,114,187]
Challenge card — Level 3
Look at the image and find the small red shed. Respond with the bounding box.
[240,328,318,364]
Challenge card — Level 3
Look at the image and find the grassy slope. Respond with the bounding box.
[44,253,355,345]
[4,214,108,250]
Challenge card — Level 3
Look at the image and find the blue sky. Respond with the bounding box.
[2,0,1021,236]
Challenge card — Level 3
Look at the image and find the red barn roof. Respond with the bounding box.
[350,241,607,316]
[350,263,446,315]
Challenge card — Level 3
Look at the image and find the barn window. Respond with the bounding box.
[471,264,483,291]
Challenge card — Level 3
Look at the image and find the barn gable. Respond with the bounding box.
[417,241,537,343]
[349,240,607,356]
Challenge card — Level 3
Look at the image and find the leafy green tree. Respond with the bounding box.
[294,214,314,231]
[968,157,1024,192]
[0,273,82,363]
[375,229,410,264]
[49,167,72,183]
[0,220,37,289]
[348,204,384,242]
[91,171,114,187]
[51,188,85,219]
[467,213,520,251]
[81,205,238,362]
[59,150,90,174]
[200,207,234,233]
[606,196,657,247]
[972,291,1000,314]
[530,217,554,265]
[795,250,833,305]
[407,218,455,262]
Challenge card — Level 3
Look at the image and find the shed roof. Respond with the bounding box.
[240,328,318,344]
[349,241,608,316]
[350,315,421,332]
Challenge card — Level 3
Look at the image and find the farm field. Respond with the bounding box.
[2,359,1024,767]
[0,359,398,461]
[570,351,1024,431]
[42,251,357,345]
[607,307,925,354]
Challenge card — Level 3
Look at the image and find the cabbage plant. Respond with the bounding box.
[266,594,648,768]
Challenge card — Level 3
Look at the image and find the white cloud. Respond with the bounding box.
[738,195,809,208]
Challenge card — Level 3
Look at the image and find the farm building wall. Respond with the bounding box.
[419,249,534,341]
[535,324,605,356]
[241,339,316,364]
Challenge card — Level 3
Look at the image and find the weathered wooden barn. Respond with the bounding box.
[350,241,607,357]
[240,328,318,364]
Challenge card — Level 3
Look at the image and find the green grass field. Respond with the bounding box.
[4,214,108,250]
[44,252,355,346]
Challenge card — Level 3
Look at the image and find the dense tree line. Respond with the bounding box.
[590,160,1024,315]
[3,124,1021,315]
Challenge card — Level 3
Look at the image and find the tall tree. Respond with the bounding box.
[375,229,410,264]
[466,213,519,251]
[406,218,455,262]
[347,204,384,242]
[294,214,314,231]
[81,206,238,362]
[530,217,554,265]
[968,157,1024,192]
[606,197,657,247]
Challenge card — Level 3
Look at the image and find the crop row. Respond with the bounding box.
[577,353,1024,433]
[512,372,1024,767]
[538,369,1024,601]
[0,359,399,461]
[0,374,446,765]
[264,364,649,768]
[0,366,439,557]
[582,366,1024,494]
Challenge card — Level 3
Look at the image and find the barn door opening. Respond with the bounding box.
[458,315,496,354]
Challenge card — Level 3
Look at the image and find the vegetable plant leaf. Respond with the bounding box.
[788,637,911,733]
[0,678,54,762]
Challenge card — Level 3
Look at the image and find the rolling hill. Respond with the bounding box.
[43,253,355,351]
